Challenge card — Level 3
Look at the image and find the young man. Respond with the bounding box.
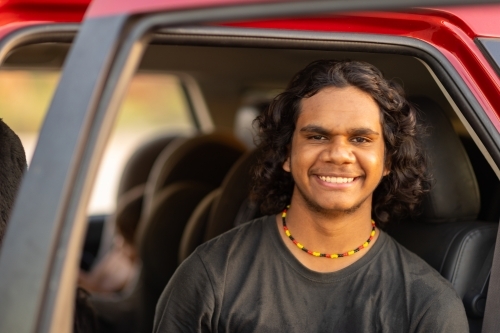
[153,60,468,332]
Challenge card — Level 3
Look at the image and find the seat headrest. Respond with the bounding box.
[234,101,270,149]
[142,132,246,221]
[412,97,480,222]
[204,149,260,241]
[114,184,145,245]
[117,135,179,200]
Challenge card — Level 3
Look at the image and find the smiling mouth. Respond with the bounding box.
[318,176,355,184]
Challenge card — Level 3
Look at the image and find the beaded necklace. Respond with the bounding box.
[281,206,376,258]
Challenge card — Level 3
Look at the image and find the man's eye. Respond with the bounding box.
[352,137,369,143]
[310,135,326,140]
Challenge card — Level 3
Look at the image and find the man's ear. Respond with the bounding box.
[383,153,391,176]
[283,155,291,172]
[283,145,291,172]
[383,162,391,176]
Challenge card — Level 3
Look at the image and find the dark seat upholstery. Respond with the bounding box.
[203,149,261,241]
[117,135,181,200]
[142,132,247,221]
[178,188,221,263]
[113,184,145,246]
[178,149,262,263]
[390,98,498,332]
[135,181,213,333]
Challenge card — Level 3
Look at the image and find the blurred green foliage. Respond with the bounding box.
[0,70,191,134]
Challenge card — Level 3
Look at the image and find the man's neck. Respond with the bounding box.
[276,198,379,273]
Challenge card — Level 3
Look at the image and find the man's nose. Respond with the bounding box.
[322,138,355,164]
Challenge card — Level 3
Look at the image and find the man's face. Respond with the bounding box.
[283,86,388,215]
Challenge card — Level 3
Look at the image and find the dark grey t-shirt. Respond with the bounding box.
[154,215,468,333]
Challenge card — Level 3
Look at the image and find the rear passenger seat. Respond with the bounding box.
[91,132,246,333]
[80,135,180,294]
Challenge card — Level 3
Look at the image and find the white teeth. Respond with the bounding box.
[319,176,354,183]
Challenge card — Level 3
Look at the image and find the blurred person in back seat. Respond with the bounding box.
[153,60,468,332]
[0,119,27,249]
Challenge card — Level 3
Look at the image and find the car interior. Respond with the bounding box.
[3,28,500,333]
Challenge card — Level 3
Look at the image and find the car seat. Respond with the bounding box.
[177,101,269,262]
[92,132,246,333]
[390,97,498,333]
[178,148,262,263]
[95,135,181,264]
[203,148,261,241]
[80,135,180,292]
[142,132,247,221]
[178,188,222,263]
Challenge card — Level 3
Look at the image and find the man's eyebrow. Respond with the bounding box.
[299,125,330,135]
[348,128,380,136]
[299,125,380,136]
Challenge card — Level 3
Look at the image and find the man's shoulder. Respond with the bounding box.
[381,234,466,327]
[383,233,447,280]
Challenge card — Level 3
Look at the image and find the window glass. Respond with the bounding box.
[478,38,500,76]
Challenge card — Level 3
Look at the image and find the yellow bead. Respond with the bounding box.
[312,252,320,257]
[285,230,291,237]
[297,243,304,249]
[348,250,355,255]
[371,230,375,236]
[331,254,338,258]
[363,242,369,247]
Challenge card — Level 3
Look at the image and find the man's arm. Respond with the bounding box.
[153,253,216,333]
[412,287,469,333]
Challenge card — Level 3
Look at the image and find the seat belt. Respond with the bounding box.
[481,224,500,333]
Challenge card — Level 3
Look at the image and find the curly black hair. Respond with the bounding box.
[251,59,430,228]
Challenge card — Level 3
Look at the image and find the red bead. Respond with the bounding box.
[342,252,349,256]
[307,250,313,254]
